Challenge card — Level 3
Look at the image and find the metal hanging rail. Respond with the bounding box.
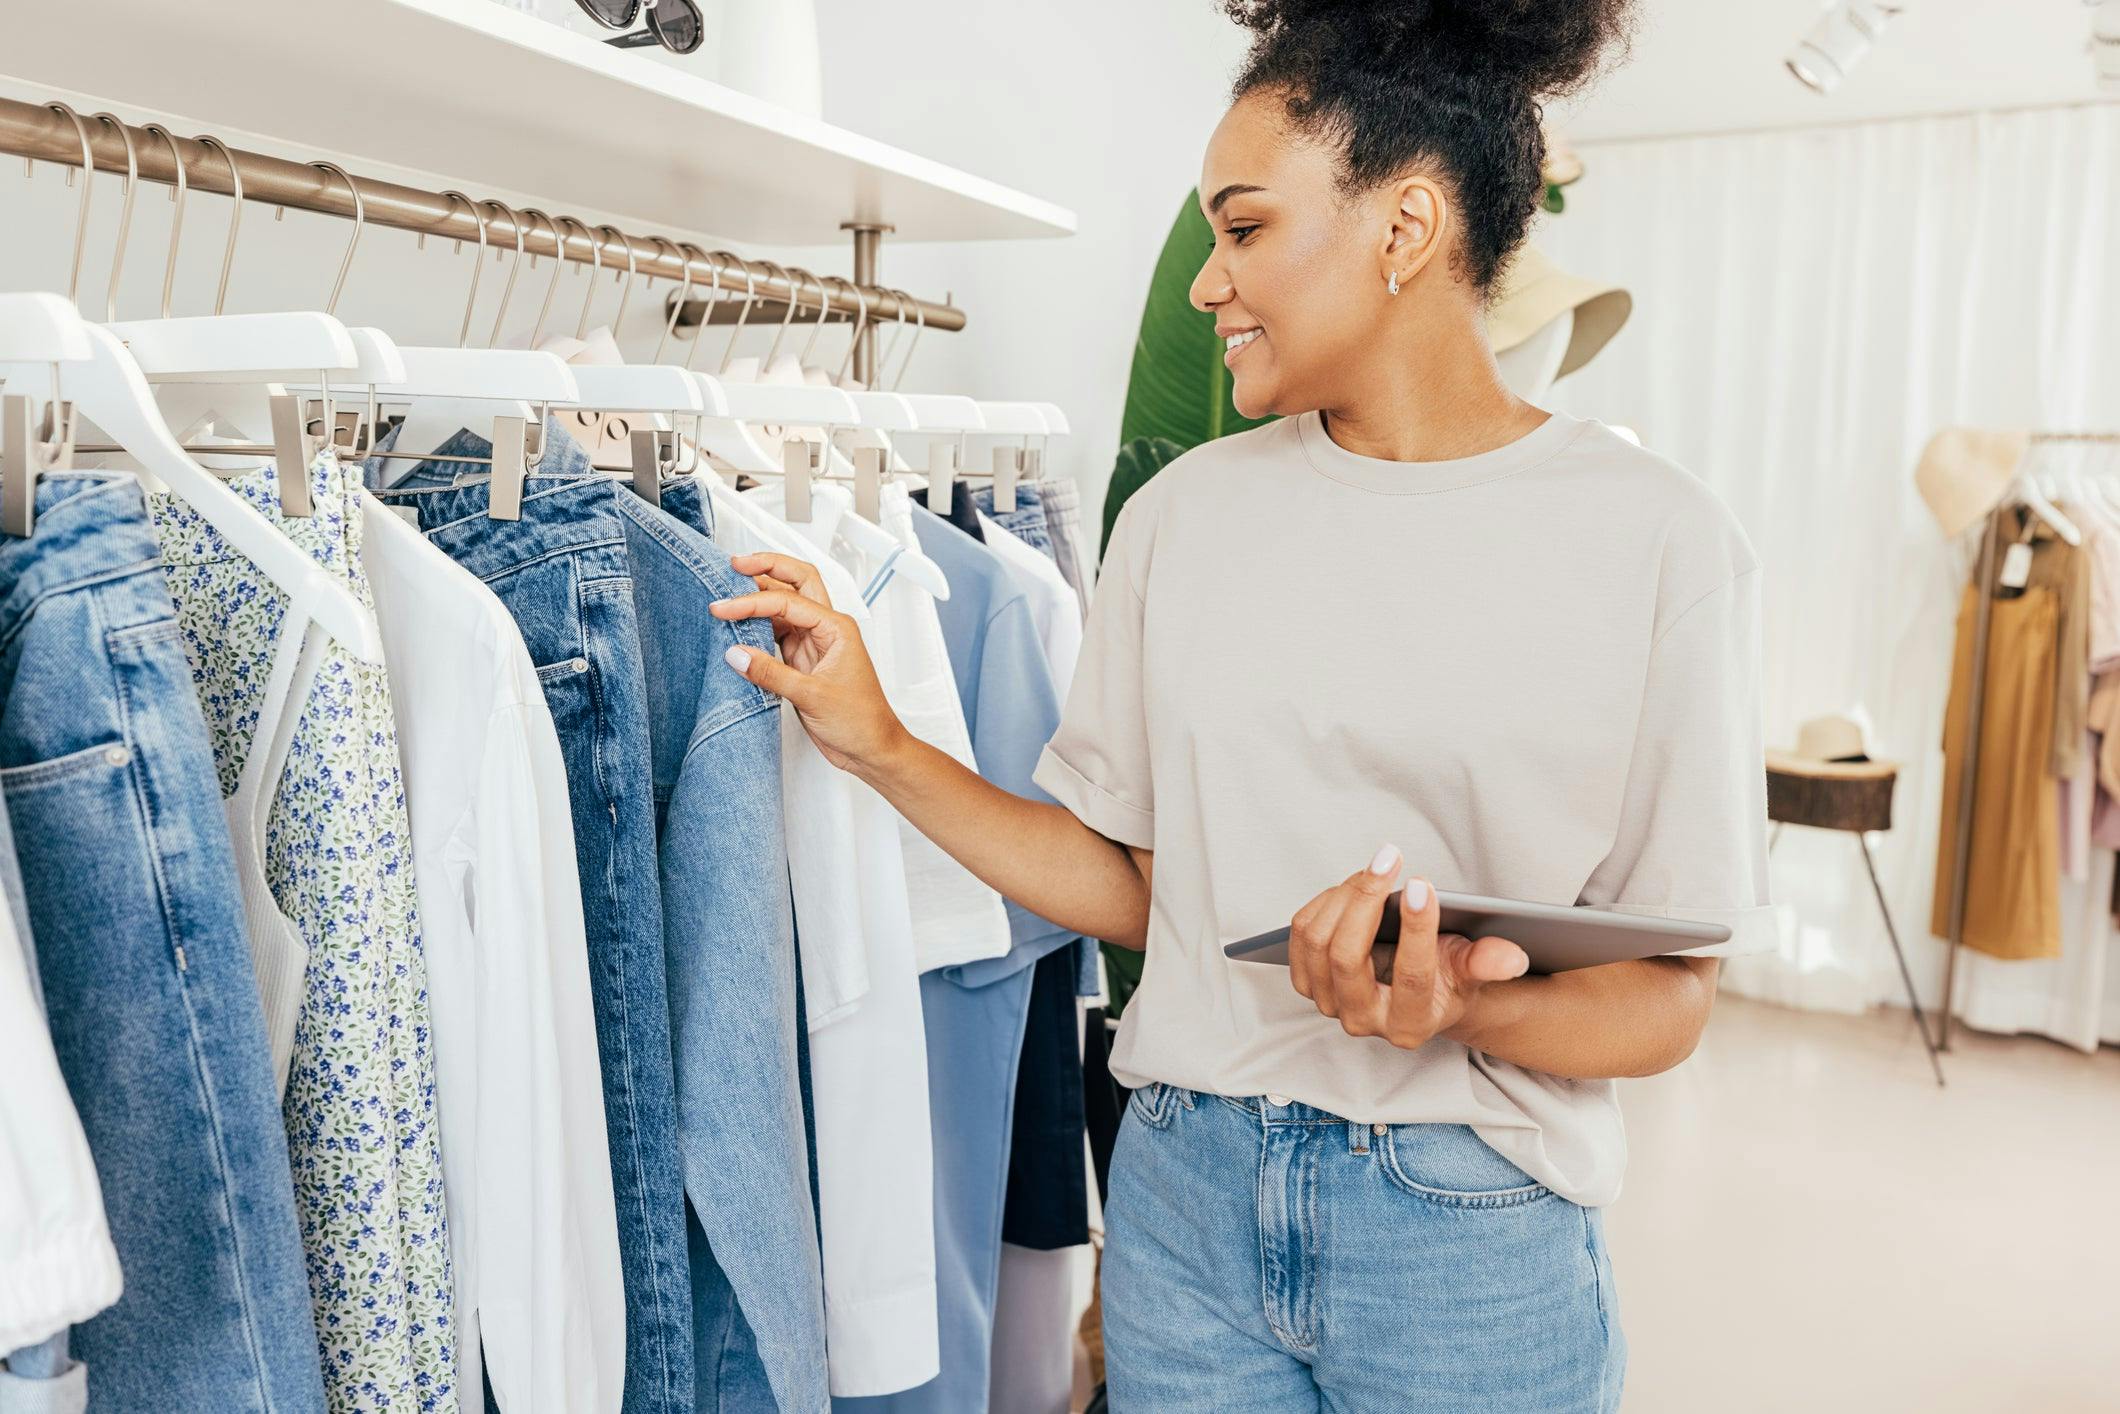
[0,95,965,385]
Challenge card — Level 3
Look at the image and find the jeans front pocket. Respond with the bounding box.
[1378,1122,1557,1209]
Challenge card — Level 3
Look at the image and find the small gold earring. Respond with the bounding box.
[1387,270,1399,296]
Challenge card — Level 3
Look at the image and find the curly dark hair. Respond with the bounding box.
[1223,0,1635,292]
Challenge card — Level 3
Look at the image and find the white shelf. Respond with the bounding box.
[0,0,1077,247]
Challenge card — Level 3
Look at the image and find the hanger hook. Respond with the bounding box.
[652,238,692,365]
[139,125,186,321]
[44,103,96,307]
[715,253,754,377]
[573,219,606,339]
[678,247,726,374]
[89,113,139,324]
[572,221,606,343]
[874,287,909,388]
[828,276,870,384]
[440,190,485,348]
[798,269,834,368]
[891,289,926,393]
[760,262,803,371]
[481,199,526,348]
[194,135,242,317]
[310,161,363,319]
[523,209,565,348]
[591,224,635,337]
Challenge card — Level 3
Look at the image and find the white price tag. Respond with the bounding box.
[2000,541,2034,590]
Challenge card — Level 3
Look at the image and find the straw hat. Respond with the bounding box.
[1765,713,1897,781]
[1486,243,1632,380]
[1913,427,2030,538]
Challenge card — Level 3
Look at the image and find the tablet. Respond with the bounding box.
[1221,889,1730,975]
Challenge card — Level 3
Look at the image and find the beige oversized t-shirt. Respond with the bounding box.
[1031,410,1774,1207]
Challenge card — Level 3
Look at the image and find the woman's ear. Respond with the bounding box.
[1380,177,1446,293]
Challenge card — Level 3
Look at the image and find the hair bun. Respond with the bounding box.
[1223,0,1634,100]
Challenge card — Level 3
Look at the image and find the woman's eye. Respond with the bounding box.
[1227,225,1259,245]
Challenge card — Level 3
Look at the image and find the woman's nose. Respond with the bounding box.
[1190,252,1232,314]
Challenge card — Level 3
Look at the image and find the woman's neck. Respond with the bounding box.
[1319,316,1548,464]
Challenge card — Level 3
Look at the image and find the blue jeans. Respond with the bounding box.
[971,484,1056,557]
[0,474,324,1412]
[382,459,694,1414]
[1103,1086,1625,1413]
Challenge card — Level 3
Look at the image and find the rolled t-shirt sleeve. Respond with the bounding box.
[1032,493,1155,850]
[1578,566,1777,958]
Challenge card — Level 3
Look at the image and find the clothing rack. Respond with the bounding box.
[1939,429,2120,1048]
[0,95,966,387]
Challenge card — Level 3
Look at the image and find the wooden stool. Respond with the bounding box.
[1765,752,1946,1086]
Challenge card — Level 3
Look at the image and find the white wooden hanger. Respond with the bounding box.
[0,293,92,537]
[675,254,863,477]
[0,322,386,664]
[537,232,709,502]
[3,111,383,659]
[0,291,92,363]
[349,198,580,517]
[35,113,354,500]
[894,394,985,512]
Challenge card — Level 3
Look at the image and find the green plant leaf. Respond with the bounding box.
[1101,941,1144,1017]
[1118,192,1277,452]
[1100,436,1186,555]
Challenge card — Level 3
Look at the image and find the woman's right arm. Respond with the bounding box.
[711,549,1152,951]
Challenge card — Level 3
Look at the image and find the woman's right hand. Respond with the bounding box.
[710,551,907,775]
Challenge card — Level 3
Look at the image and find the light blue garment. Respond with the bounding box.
[1103,1085,1627,1412]
[0,474,325,1413]
[835,511,1076,1414]
[650,478,830,1414]
[971,483,1056,557]
[964,487,1100,1000]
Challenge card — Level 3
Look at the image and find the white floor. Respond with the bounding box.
[1611,994,2120,1413]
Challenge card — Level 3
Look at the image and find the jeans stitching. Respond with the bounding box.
[0,738,130,788]
[114,598,281,1410]
[567,576,678,1405]
[0,556,166,657]
[1377,1129,1556,1209]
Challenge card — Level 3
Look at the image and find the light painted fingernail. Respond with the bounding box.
[723,645,750,674]
[1368,843,1400,876]
[1402,879,1430,910]
[1508,949,1530,978]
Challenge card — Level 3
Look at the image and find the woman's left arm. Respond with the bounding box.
[1287,862,1725,1082]
[1444,956,1720,1080]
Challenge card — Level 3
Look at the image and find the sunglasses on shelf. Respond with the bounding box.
[573,0,704,55]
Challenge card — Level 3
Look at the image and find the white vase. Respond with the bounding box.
[717,0,822,118]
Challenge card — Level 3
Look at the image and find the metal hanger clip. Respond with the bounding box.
[1,393,77,539]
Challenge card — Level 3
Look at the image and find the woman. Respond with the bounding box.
[711,0,1771,1406]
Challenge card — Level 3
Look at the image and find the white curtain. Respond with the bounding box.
[1538,102,2120,1051]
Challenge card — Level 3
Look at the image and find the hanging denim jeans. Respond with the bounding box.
[377,438,693,1414]
[636,479,829,1413]
[0,473,325,1413]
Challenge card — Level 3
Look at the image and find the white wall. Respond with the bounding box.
[799,0,1247,530]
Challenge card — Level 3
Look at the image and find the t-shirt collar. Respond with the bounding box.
[1296,406,1585,495]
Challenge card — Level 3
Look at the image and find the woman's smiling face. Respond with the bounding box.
[1190,90,1462,422]
[1190,92,1383,421]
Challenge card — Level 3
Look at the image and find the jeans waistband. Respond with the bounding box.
[381,473,632,584]
[0,475,169,648]
[1208,1091,1362,1126]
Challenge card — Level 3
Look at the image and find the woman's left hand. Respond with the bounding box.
[1287,845,1531,1051]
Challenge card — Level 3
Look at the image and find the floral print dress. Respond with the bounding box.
[150,455,457,1412]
